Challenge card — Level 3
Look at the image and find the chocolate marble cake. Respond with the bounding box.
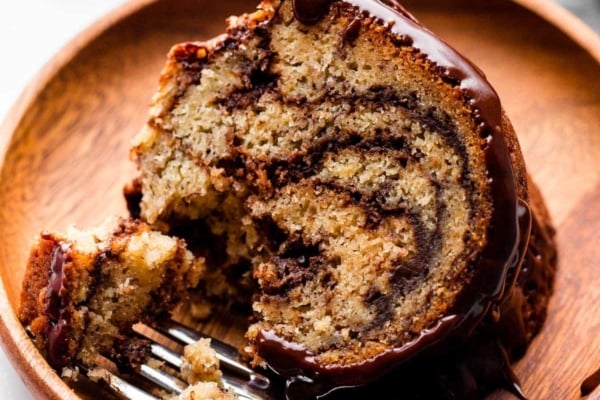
[18,218,204,370]
[18,0,556,399]
[127,0,557,398]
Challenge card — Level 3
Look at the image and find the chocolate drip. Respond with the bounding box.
[43,240,71,369]
[123,178,142,219]
[292,335,528,400]
[293,0,334,24]
[581,367,600,396]
[342,17,362,44]
[495,342,528,400]
[257,316,458,391]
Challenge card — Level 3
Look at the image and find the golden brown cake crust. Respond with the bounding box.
[19,235,57,354]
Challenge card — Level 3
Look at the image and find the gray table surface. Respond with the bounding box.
[0,1,598,399]
[557,0,600,31]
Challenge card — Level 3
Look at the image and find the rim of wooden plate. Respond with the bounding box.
[516,0,600,63]
[0,0,598,399]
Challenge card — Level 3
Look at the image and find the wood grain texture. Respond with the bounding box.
[0,0,598,399]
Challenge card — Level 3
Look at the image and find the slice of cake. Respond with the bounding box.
[18,217,204,370]
[128,0,557,398]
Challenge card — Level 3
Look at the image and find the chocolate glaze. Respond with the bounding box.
[342,16,362,44]
[43,240,72,369]
[293,0,502,134]
[258,316,458,394]
[255,1,528,398]
[315,333,527,400]
[582,366,600,396]
[293,0,334,24]
[123,178,142,219]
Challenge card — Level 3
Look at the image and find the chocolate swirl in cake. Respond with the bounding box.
[130,0,556,398]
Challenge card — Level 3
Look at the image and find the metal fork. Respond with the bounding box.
[30,320,279,400]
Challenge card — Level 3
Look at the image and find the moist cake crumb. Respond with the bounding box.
[181,338,223,385]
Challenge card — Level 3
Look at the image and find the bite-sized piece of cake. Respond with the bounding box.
[18,217,204,370]
[176,338,238,400]
[181,338,223,385]
[129,0,556,398]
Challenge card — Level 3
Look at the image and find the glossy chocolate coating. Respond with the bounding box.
[258,316,458,390]
[43,240,71,369]
[293,0,334,24]
[293,0,503,134]
[255,0,528,398]
[581,366,600,396]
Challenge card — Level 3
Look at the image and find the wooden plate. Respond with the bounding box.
[1,0,599,399]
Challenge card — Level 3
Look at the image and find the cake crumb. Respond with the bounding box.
[61,366,80,381]
[86,367,111,383]
[181,338,222,385]
[177,338,238,399]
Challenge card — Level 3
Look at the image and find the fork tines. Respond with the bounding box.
[28,321,276,400]
[122,320,276,400]
[134,320,274,400]
[150,320,271,391]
